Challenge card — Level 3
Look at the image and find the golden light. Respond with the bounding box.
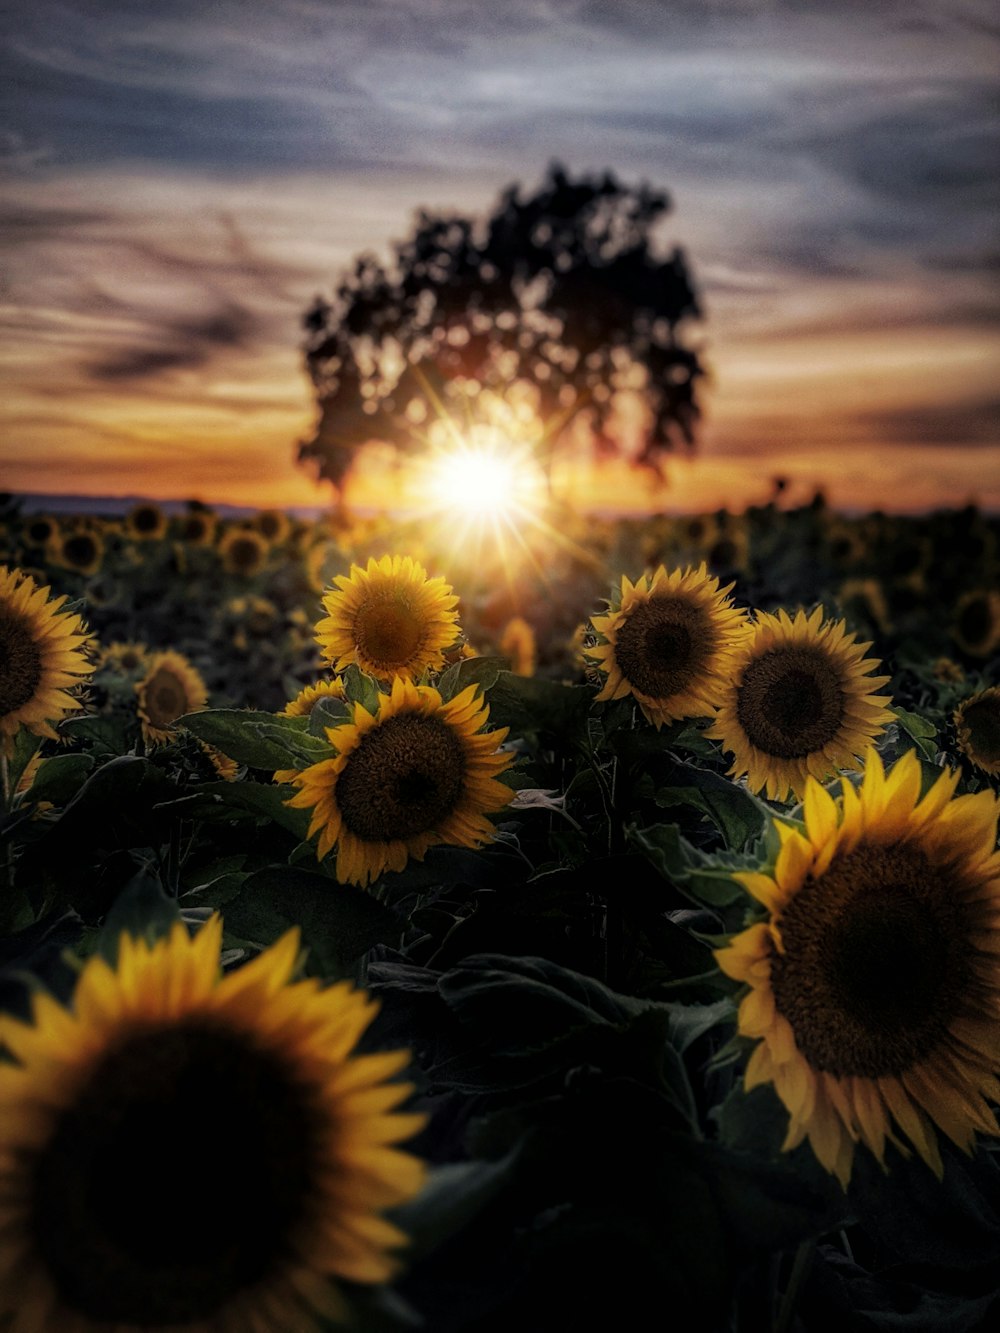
[425,443,545,519]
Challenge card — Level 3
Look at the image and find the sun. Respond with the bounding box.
[424,440,545,520]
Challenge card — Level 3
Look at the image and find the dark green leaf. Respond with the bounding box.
[437,655,506,703]
[628,823,745,907]
[485,672,592,742]
[97,864,180,963]
[178,709,333,770]
[21,753,95,805]
[222,866,403,974]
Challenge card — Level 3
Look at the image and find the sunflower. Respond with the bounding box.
[716,749,1000,1187]
[499,615,537,677]
[23,515,57,548]
[253,508,291,544]
[587,563,750,728]
[219,526,269,578]
[100,640,149,674]
[707,607,894,801]
[135,650,208,745]
[955,687,1000,778]
[315,555,460,681]
[0,565,96,752]
[49,527,104,577]
[0,916,426,1332]
[176,509,218,546]
[952,589,1000,658]
[126,502,168,542]
[287,675,514,886]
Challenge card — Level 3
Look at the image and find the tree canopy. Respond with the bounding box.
[299,164,704,494]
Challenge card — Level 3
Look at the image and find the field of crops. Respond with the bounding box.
[1,492,998,1332]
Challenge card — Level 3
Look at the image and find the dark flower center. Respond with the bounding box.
[62,534,98,568]
[229,537,263,572]
[961,695,1000,766]
[144,668,188,728]
[0,609,44,716]
[31,1022,322,1324]
[356,597,424,670]
[736,645,845,759]
[770,843,977,1078]
[133,507,161,534]
[27,519,54,545]
[337,713,467,842]
[612,595,712,700]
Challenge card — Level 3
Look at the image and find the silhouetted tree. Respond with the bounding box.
[299,164,704,494]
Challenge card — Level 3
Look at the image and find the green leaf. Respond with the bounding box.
[157,781,312,839]
[178,709,333,771]
[97,864,180,963]
[650,766,768,851]
[437,655,506,703]
[628,823,746,907]
[341,664,382,713]
[306,695,351,736]
[484,671,592,742]
[6,727,43,796]
[21,753,95,805]
[893,707,939,761]
[59,713,134,756]
[221,866,403,974]
[390,1148,521,1263]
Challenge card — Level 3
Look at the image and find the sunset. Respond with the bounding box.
[3,0,997,511]
[2,5,999,1332]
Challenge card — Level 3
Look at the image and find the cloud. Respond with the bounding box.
[86,302,257,382]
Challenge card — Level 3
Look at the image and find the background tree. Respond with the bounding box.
[299,164,704,495]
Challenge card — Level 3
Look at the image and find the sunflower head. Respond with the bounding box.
[0,565,96,751]
[126,503,168,541]
[100,640,149,674]
[499,615,537,677]
[24,515,56,547]
[716,749,1000,1188]
[952,589,1000,658]
[135,649,208,745]
[253,508,291,544]
[219,527,269,577]
[287,675,514,886]
[707,606,895,800]
[0,916,426,1332]
[955,687,1000,778]
[587,563,750,728]
[281,676,347,719]
[51,528,104,577]
[176,509,217,546]
[315,555,461,681]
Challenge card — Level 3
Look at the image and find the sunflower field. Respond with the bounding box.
[1,491,999,1332]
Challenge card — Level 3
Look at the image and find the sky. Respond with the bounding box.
[1,0,998,513]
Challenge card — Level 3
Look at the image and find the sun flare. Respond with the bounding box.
[424,441,546,520]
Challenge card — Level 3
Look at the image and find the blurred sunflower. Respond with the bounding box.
[499,615,537,677]
[305,540,335,594]
[933,657,965,685]
[0,916,426,1332]
[100,640,149,674]
[176,509,217,546]
[49,527,104,577]
[0,565,95,752]
[219,527,269,578]
[287,675,514,886]
[708,607,894,800]
[23,515,57,548]
[253,508,291,544]
[316,555,460,681]
[824,519,867,568]
[126,502,168,542]
[706,522,750,574]
[837,578,891,636]
[199,740,240,781]
[588,563,750,728]
[716,749,1000,1187]
[952,589,1000,658]
[955,687,1000,778]
[135,650,208,745]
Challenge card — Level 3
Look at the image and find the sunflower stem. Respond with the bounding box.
[774,1238,815,1333]
[0,751,9,813]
